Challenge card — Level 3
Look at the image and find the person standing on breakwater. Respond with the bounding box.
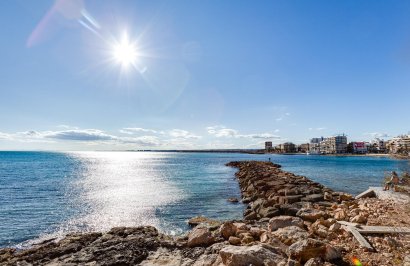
[383,171,400,191]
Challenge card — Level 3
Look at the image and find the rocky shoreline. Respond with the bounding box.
[1,161,409,265]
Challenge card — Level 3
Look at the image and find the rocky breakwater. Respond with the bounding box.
[225,161,410,265]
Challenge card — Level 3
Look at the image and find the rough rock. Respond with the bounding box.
[350,214,367,224]
[272,226,309,245]
[218,244,286,266]
[304,257,324,266]
[227,197,239,203]
[219,222,236,240]
[324,245,342,261]
[328,223,340,232]
[333,209,347,221]
[193,254,218,266]
[228,236,241,245]
[259,206,281,218]
[302,194,323,203]
[268,216,304,232]
[188,216,220,228]
[296,208,326,222]
[287,238,326,263]
[187,227,215,247]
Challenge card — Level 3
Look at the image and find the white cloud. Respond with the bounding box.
[43,129,117,141]
[363,132,390,139]
[206,126,238,137]
[120,127,159,135]
[275,117,283,122]
[120,135,161,146]
[206,126,239,137]
[242,133,281,139]
[308,127,326,131]
[206,125,281,139]
[168,129,201,139]
[57,125,79,129]
[0,132,12,140]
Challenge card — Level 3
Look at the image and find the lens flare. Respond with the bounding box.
[351,257,363,266]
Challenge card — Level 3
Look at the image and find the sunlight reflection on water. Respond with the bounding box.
[67,152,184,231]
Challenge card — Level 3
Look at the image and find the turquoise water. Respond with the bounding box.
[0,151,409,248]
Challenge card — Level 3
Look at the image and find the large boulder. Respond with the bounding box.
[268,216,304,232]
[188,216,220,228]
[302,194,323,203]
[259,206,280,218]
[188,227,215,247]
[333,209,348,221]
[218,244,286,266]
[287,238,326,263]
[220,222,236,239]
[296,208,326,222]
[272,226,309,245]
[193,254,218,266]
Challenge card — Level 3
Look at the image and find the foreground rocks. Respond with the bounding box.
[1,161,409,265]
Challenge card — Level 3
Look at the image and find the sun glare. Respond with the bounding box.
[112,32,138,67]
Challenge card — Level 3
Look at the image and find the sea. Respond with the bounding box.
[0,151,409,248]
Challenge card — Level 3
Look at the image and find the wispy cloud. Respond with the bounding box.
[120,127,160,135]
[168,129,201,139]
[119,135,161,146]
[0,132,12,140]
[43,129,117,141]
[206,125,281,139]
[206,126,238,137]
[0,126,203,148]
[363,132,390,139]
[308,127,326,131]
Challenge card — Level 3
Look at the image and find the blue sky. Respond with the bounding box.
[0,0,409,150]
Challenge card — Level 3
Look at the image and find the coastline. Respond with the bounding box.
[1,161,409,265]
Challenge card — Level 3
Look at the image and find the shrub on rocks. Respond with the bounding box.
[268,216,304,232]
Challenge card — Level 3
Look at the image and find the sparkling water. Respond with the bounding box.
[0,151,409,248]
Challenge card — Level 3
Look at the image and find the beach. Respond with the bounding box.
[1,160,409,265]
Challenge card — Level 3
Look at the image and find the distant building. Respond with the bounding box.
[320,135,347,154]
[309,137,324,154]
[387,135,410,155]
[299,143,310,153]
[310,137,324,144]
[277,142,297,153]
[348,142,367,154]
[370,138,386,153]
[265,141,273,152]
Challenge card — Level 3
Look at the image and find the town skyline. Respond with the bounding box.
[1,1,410,150]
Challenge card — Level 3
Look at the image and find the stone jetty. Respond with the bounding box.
[1,161,409,265]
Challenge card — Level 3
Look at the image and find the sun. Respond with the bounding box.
[112,32,138,67]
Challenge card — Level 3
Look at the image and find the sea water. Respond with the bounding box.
[0,151,409,248]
